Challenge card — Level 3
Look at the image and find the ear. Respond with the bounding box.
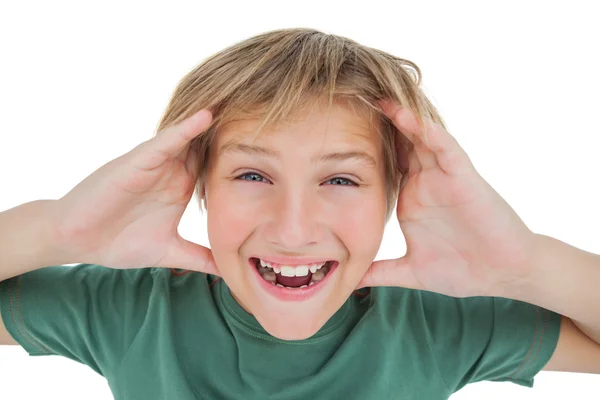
[394,130,412,176]
[201,185,208,208]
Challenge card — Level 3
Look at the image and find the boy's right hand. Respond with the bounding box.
[52,110,218,275]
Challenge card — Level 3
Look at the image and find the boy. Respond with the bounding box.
[1,28,600,399]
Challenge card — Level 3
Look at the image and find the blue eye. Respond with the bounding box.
[235,173,358,186]
[325,177,358,186]
[236,172,270,183]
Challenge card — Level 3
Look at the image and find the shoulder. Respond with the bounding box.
[368,286,495,335]
[370,285,491,309]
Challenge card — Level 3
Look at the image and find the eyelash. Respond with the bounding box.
[235,172,359,187]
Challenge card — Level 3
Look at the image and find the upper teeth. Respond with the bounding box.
[259,259,327,277]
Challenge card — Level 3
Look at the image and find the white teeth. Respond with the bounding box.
[257,259,327,277]
[280,266,295,277]
[256,259,333,288]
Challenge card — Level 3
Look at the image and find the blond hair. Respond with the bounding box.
[155,28,447,221]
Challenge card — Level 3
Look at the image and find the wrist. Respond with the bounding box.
[495,232,548,302]
[38,199,78,265]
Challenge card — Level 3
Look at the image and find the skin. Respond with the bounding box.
[203,102,388,340]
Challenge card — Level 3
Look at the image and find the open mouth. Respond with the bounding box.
[251,257,335,289]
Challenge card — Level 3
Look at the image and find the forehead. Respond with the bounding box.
[215,102,381,151]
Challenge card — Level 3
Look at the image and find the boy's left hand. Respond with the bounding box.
[357,101,539,298]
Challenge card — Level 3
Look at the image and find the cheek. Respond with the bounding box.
[328,190,387,259]
[206,184,263,249]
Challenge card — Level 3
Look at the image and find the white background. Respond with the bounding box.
[1,0,599,398]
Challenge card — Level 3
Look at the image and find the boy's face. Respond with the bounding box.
[205,102,387,340]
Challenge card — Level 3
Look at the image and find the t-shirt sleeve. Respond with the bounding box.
[419,291,562,392]
[0,264,155,377]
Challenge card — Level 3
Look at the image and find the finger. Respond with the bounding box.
[382,100,437,172]
[378,100,439,148]
[134,110,213,171]
[380,101,473,176]
[396,108,473,175]
[407,144,422,176]
[356,257,423,290]
[161,234,219,276]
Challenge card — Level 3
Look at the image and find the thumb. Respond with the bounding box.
[356,257,422,290]
[162,234,219,276]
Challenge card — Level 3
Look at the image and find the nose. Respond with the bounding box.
[265,187,323,250]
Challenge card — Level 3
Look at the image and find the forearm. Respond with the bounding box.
[507,233,600,343]
[0,200,68,282]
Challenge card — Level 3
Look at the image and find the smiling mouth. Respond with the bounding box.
[250,258,334,288]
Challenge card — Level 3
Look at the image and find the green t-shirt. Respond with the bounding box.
[0,264,561,399]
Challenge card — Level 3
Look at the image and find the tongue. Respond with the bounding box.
[276,273,312,287]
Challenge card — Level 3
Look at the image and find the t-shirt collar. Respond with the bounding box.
[217,280,356,342]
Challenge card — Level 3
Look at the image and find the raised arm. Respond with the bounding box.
[1,109,218,346]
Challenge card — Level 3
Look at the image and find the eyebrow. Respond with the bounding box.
[218,142,377,168]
